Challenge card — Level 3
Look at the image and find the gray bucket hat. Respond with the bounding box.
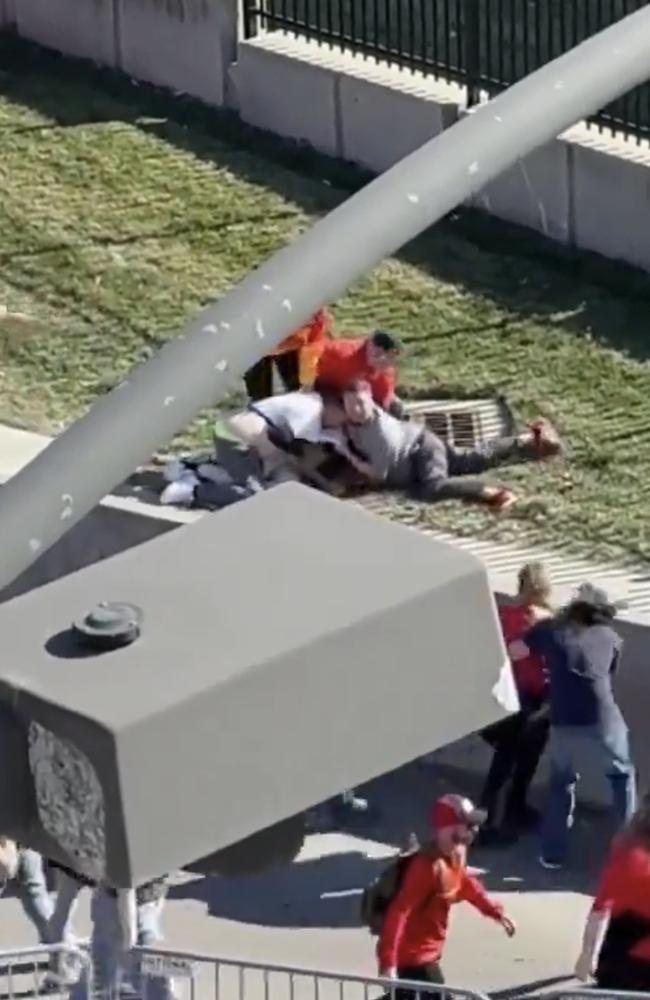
[72,601,143,650]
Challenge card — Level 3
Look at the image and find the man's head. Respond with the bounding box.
[365,330,401,371]
[430,794,486,855]
[342,380,375,424]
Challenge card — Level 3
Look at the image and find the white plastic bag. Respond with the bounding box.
[0,837,19,882]
[491,658,520,714]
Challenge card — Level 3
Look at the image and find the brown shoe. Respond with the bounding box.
[527,419,564,459]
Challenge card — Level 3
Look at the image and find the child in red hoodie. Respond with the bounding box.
[378,795,516,995]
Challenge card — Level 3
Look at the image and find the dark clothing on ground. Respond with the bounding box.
[346,406,530,501]
[411,429,523,501]
[244,351,301,401]
[480,700,549,828]
[525,620,624,737]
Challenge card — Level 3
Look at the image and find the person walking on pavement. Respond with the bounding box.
[477,563,553,845]
[575,794,650,990]
[510,583,636,869]
[377,795,516,996]
[0,843,53,944]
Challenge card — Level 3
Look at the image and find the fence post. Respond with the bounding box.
[464,0,482,106]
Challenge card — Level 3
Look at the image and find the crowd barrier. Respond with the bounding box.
[1,946,649,1000]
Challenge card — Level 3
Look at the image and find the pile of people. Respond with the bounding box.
[160,310,563,511]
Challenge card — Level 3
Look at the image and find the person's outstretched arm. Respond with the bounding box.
[460,871,516,936]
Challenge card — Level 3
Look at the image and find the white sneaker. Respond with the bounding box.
[160,473,198,507]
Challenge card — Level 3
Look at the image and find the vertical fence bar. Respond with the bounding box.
[464,0,482,103]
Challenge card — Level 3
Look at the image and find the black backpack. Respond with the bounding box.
[360,840,423,936]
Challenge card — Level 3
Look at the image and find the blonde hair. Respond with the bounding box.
[517,562,552,608]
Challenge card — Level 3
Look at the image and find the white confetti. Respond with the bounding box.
[203,323,218,335]
[219,321,231,330]
[28,538,42,553]
[214,360,228,372]
[468,161,480,175]
[255,319,265,339]
[60,494,74,521]
[407,193,420,204]
[554,81,564,91]
[115,380,129,390]
[281,299,293,312]
[493,115,503,123]
[262,284,272,292]
[164,395,176,407]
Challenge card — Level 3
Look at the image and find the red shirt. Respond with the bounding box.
[314,337,396,407]
[592,838,650,963]
[499,603,547,700]
[377,850,503,971]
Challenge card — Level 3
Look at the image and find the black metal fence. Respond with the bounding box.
[243,0,650,142]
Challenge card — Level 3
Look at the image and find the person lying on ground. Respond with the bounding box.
[377,795,516,996]
[477,562,553,847]
[160,389,355,508]
[313,329,404,416]
[341,380,563,510]
[243,308,333,401]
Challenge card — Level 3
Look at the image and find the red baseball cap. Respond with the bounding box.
[431,794,487,831]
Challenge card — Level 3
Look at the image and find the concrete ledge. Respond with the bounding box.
[232,33,463,163]
[571,131,650,271]
[118,0,238,108]
[231,34,341,156]
[15,0,118,66]
[2,424,649,808]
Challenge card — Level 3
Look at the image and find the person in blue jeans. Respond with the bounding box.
[509,583,636,870]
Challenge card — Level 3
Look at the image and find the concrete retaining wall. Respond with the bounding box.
[2,426,649,808]
[119,0,238,108]
[234,35,650,272]
[15,0,119,66]
[11,0,239,107]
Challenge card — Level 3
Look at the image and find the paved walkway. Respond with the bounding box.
[1,757,610,995]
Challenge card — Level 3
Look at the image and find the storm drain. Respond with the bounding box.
[404,396,515,449]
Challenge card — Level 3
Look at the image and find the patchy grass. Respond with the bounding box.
[1,38,650,565]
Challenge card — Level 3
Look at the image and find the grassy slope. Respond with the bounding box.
[1,38,649,565]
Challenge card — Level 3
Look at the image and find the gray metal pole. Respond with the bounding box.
[1,7,649,591]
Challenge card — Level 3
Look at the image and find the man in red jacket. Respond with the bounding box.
[378,795,516,994]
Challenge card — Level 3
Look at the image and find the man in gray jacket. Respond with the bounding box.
[342,380,562,509]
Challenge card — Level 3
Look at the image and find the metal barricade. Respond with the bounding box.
[137,949,491,1000]
[0,945,90,1000]
[543,991,650,999]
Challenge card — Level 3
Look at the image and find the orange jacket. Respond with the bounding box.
[268,308,332,385]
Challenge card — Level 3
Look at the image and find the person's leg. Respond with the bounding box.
[132,897,174,1000]
[17,850,53,943]
[541,726,580,867]
[412,430,486,502]
[477,716,524,839]
[448,421,562,476]
[597,726,637,829]
[90,890,125,1000]
[504,711,550,829]
[47,870,85,983]
[396,962,445,1000]
[275,350,301,392]
[244,357,274,401]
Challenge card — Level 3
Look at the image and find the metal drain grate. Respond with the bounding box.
[404,397,515,449]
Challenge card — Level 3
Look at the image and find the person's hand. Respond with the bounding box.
[574,951,595,982]
[381,968,398,981]
[499,914,517,937]
[482,486,517,512]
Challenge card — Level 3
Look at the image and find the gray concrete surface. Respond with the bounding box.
[0,757,604,994]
